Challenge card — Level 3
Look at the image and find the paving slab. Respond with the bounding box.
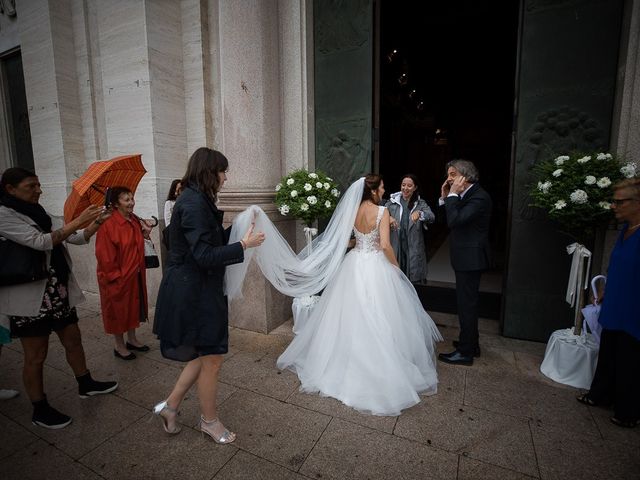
[79,416,237,480]
[458,456,539,480]
[2,304,639,480]
[0,440,102,479]
[531,423,640,480]
[87,350,168,395]
[286,386,398,434]
[0,414,38,461]
[217,388,331,471]
[219,351,300,401]
[395,399,539,477]
[300,417,459,480]
[587,405,640,448]
[213,450,308,479]
[465,369,599,438]
[13,390,149,459]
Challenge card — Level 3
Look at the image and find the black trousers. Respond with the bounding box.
[454,270,482,356]
[588,329,640,422]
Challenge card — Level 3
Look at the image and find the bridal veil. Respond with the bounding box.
[224,177,365,299]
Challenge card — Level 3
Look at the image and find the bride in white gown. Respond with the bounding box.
[225,174,442,416]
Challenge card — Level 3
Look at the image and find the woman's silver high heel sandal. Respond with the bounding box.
[152,400,181,434]
[199,415,236,444]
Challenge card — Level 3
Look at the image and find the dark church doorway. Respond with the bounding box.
[377,1,520,318]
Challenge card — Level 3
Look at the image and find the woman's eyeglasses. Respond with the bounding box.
[610,198,638,206]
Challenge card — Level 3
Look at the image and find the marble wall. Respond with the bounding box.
[1,0,314,332]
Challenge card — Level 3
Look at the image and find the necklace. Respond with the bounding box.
[629,222,640,230]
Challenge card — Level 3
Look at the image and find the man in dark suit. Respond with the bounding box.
[438,159,492,366]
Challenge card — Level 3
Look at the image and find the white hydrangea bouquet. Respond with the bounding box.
[275,169,341,227]
[529,151,636,241]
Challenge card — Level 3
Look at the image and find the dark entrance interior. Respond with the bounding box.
[378,1,520,318]
[1,49,34,171]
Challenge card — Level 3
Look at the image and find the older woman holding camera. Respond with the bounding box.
[0,167,117,429]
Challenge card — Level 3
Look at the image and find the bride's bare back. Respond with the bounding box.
[354,202,382,234]
[353,202,399,267]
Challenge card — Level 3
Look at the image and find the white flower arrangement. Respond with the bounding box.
[530,151,633,241]
[275,169,340,226]
[538,180,552,193]
[569,189,588,204]
[620,162,637,178]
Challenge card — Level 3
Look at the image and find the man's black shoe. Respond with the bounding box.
[438,350,474,366]
[452,341,481,358]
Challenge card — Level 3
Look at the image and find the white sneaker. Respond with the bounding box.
[0,389,19,400]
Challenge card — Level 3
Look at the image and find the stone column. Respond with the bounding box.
[611,0,640,162]
[605,0,640,273]
[18,0,86,214]
[209,0,313,332]
[182,0,214,154]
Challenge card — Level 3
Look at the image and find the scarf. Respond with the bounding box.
[0,193,70,283]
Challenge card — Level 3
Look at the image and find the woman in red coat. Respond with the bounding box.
[95,187,149,360]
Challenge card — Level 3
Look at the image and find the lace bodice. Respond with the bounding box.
[353,206,384,253]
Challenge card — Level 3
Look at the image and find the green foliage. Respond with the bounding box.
[529,151,636,242]
[274,169,341,226]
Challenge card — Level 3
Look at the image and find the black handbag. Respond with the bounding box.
[0,235,49,286]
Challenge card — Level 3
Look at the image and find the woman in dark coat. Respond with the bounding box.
[152,147,265,443]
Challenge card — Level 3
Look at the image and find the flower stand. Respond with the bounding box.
[540,243,599,389]
[292,295,320,334]
[291,226,320,333]
[540,328,599,389]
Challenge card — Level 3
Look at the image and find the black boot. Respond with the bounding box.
[32,395,72,429]
[76,371,118,399]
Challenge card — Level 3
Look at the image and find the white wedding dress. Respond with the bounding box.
[276,206,442,416]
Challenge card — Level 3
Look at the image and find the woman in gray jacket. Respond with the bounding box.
[385,174,435,284]
[0,168,118,429]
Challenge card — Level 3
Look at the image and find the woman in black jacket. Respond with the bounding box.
[152,148,264,443]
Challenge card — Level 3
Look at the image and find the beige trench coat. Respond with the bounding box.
[0,206,89,331]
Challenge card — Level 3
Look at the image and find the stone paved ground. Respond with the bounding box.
[1,293,639,480]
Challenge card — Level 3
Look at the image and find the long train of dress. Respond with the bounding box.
[277,208,442,416]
